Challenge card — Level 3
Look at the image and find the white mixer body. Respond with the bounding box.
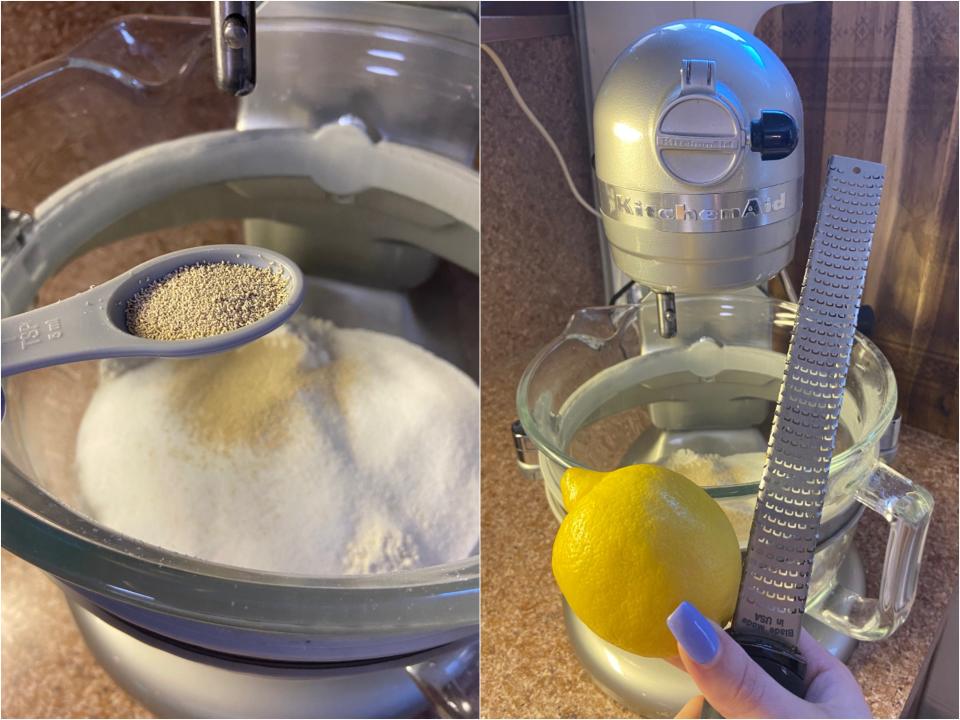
[594,20,804,293]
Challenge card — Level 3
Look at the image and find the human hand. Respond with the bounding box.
[666,601,872,719]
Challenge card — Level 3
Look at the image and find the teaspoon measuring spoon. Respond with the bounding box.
[1,244,304,379]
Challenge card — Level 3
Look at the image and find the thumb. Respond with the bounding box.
[675,695,705,718]
[667,602,811,719]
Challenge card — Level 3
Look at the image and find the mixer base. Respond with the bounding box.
[68,598,473,718]
[563,546,865,718]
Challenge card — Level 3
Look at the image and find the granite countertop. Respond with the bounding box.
[1,550,152,719]
[480,358,959,719]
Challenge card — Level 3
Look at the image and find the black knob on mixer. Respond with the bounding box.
[750,111,799,161]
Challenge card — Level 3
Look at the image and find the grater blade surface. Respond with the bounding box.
[731,155,885,652]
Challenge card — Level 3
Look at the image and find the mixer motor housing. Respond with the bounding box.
[594,20,804,306]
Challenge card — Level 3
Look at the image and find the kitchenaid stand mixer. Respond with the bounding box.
[2,3,479,717]
[514,19,932,718]
[587,19,805,475]
[594,19,802,338]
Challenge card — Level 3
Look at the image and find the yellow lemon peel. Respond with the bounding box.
[561,466,609,511]
[552,464,741,658]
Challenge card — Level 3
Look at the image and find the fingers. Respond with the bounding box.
[797,628,846,680]
[798,628,835,665]
[797,629,872,718]
[665,655,687,671]
[675,695,704,719]
[667,602,814,719]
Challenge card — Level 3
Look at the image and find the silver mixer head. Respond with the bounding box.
[594,20,804,336]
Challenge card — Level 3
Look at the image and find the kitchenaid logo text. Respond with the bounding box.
[656,136,740,151]
[596,179,801,233]
[613,192,786,221]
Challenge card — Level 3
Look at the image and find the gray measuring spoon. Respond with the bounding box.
[1,244,304,378]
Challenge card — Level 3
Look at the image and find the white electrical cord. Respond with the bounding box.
[481,43,601,218]
[484,43,798,307]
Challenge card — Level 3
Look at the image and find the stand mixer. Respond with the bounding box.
[515,19,933,718]
[594,19,802,338]
[2,2,479,717]
[587,19,804,466]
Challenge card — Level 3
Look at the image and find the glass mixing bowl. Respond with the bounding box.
[3,240,479,665]
[2,9,479,716]
[518,293,933,642]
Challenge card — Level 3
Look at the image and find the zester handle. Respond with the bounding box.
[701,636,807,719]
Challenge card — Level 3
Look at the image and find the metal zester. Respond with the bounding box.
[728,155,886,694]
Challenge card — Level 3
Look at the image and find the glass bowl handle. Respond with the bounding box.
[808,463,934,641]
[405,638,478,718]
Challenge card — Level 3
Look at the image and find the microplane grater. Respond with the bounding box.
[730,155,886,695]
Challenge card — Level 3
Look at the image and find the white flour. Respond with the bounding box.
[664,448,766,541]
[664,448,766,488]
[75,317,479,576]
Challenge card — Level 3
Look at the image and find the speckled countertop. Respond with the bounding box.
[1,550,153,719]
[479,357,959,719]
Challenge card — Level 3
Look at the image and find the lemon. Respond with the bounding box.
[552,464,741,658]
[561,466,608,511]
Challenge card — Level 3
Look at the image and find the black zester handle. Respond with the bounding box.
[701,632,806,718]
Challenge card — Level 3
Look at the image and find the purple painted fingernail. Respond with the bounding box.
[667,601,720,664]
